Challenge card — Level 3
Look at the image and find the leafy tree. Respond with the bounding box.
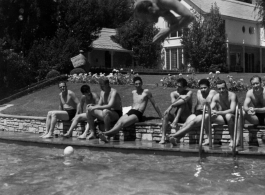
[0,39,35,99]
[182,3,226,72]
[0,0,58,54]
[98,0,133,28]
[27,0,102,78]
[114,17,161,68]
[255,0,265,27]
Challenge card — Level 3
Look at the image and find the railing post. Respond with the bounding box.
[239,105,244,148]
[199,105,206,158]
[207,103,212,148]
[233,105,239,157]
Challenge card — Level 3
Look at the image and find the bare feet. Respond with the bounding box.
[169,137,177,146]
[98,133,109,143]
[159,137,166,144]
[77,132,87,139]
[229,140,234,147]
[39,131,48,138]
[42,132,53,139]
[86,133,96,140]
[63,132,72,138]
[202,139,209,146]
[170,122,177,129]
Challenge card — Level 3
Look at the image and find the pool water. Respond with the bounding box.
[0,143,265,195]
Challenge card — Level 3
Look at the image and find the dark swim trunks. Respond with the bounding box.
[65,109,76,121]
[113,110,123,118]
[194,110,203,116]
[255,113,265,125]
[221,115,228,125]
[127,109,143,122]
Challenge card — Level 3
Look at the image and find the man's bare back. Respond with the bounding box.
[101,88,122,111]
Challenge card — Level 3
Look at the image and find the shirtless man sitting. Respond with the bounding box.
[206,80,238,147]
[159,78,193,144]
[169,79,217,146]
[63,84,99,138]
[41,81,79,139]
[98,76,163,142]
[86,77,123,140]
[134,0,194,43]
[243,75,265,146]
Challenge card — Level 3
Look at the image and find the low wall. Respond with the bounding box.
[0,114,264,145]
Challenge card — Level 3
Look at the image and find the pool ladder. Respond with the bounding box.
[198,104,244,158]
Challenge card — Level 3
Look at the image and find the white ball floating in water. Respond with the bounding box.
[64,146,74,156]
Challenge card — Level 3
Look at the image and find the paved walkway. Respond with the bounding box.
[0,104,13,111]
[0,131,265,158]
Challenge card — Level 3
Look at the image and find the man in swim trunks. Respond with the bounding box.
[159,78,193,144]
[63,84,99,138]
[206,80,238,147]
[98,76,163,142]
[243,75,265,145]
[41,81,79,139]
[169,79,217,146]
[86,77,123,140]
[134,0,194,43]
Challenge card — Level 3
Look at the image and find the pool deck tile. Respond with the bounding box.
[1,131,265,158]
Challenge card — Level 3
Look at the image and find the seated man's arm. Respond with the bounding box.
[192,91,199,113]
[210,94,218,112]
[243,91,252,112]
[171,91,193,108]
[91,91,118,110]
[147,90,163,119]
[77,96,85,114]
[59,95,63,110]
[93,93,100,105]
[217,94,237,115]
[69,91,80,115]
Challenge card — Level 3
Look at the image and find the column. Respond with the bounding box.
[259,47,263,73]
[242,40,245,73]
[182,48,184,68]
[169,49,172,70]
[111,51,115,68]
[177,48,179,69]
[226,38,230,70]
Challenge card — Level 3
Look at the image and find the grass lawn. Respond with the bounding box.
[2,73,261,121]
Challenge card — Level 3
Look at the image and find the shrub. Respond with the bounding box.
[70,68,86,75]
[209,64,229,73]
[46,69,60,79]
[160,71,250,92]
[68,69,134,85]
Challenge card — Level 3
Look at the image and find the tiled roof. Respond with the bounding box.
[91,28,132,52]
[186,0,261,22]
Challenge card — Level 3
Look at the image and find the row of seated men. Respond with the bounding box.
[40,75,265,147]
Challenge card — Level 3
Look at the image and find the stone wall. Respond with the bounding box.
[0,114,264,145]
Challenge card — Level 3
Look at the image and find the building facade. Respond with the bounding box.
[88,28,133,69]
[157,0,265,73]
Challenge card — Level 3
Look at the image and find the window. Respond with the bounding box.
[242,26,245,33]
[249,27,255,34]
[170,30,183,38]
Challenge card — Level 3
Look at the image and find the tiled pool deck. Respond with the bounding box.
[1,131,265,158]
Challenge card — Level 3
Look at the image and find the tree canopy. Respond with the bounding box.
[114,17,161,68]
[182,3,226,72]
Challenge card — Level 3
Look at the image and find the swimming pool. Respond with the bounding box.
[0,142,265,195]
